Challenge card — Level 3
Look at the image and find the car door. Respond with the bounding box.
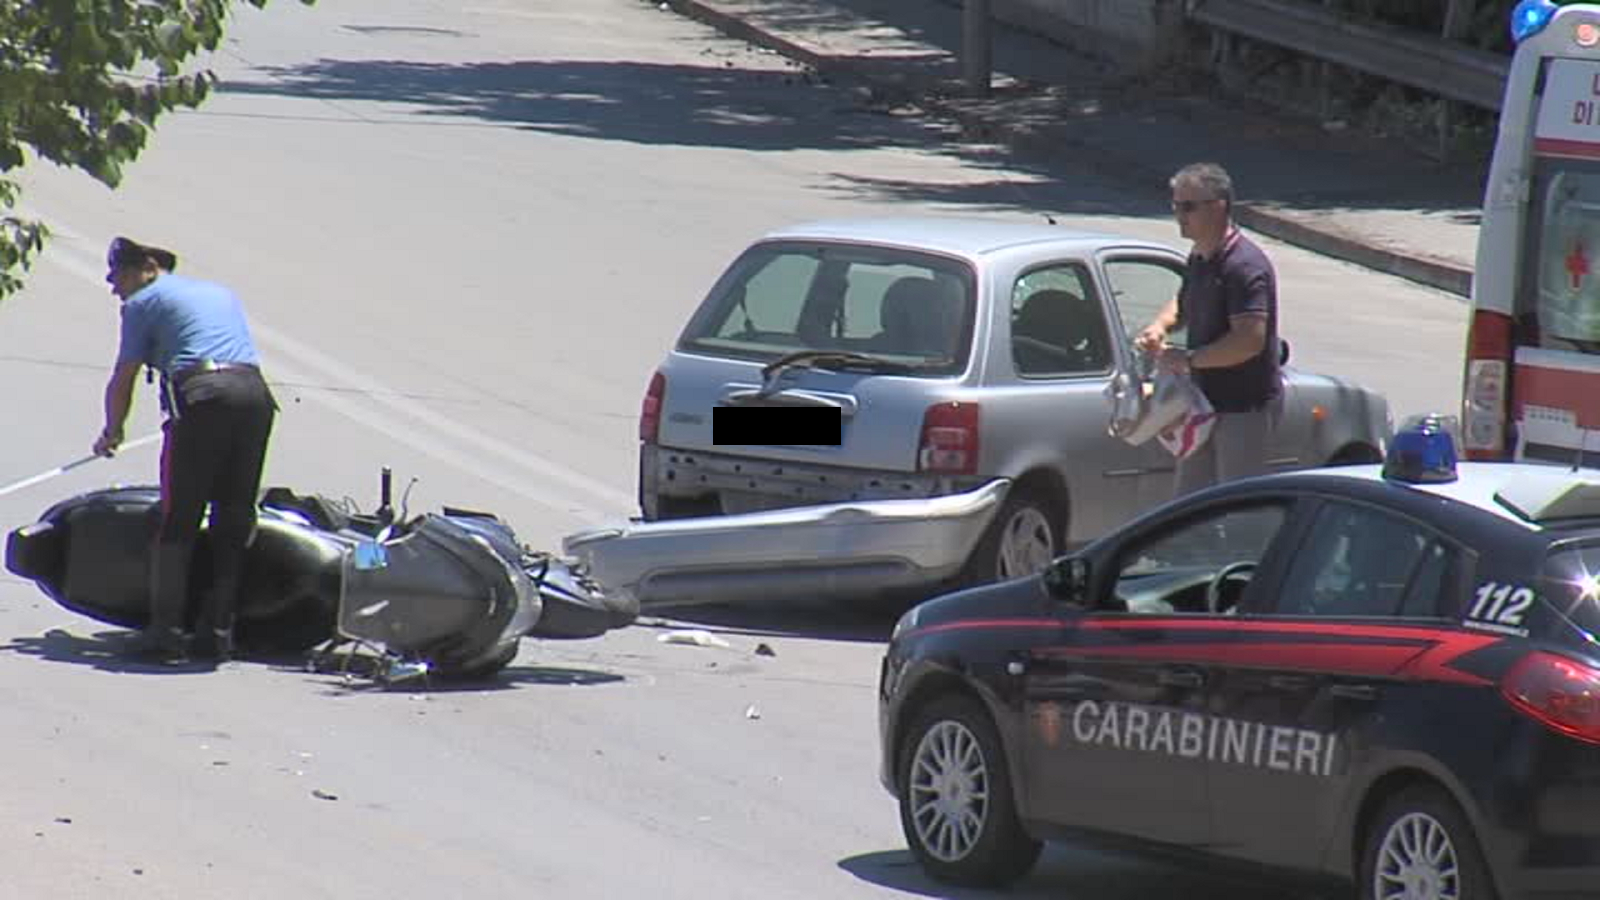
[1099,253,1189,511]
[1205,498,1468,869]
[983,261,1127,538]
[1019,498,1293,847]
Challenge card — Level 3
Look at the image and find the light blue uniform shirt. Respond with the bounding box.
[116,273,261,375]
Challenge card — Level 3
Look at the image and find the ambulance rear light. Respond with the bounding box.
[1464,310,1513,459]
[1464,360,1509,456]
[1502,651,1600,745]
[1511,0,1559,43]
[918,401,980,474]
[640,370,666,443]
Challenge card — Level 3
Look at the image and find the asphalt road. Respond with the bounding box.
[0,1,1463,897]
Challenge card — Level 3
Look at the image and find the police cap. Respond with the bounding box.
[106,236,177,272]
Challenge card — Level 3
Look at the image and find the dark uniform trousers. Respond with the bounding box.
[149,367,277,649]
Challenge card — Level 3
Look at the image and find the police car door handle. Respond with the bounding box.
[1328,683,1377,701]
[1157,667,1204,688]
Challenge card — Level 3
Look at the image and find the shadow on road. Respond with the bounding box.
[668,0,1489,215]
[839,846,1332,899]
[293,654,631,694]
[218,58,1170,219]
[0,627,229,676]
[632,598,905,645]
[223,58,931,151]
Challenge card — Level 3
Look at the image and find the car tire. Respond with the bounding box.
[961,488,1064,586]
[897,694,1042,888]
[1358,785,1498,900]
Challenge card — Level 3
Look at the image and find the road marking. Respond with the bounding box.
[38,225,636,525]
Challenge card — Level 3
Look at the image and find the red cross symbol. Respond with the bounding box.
[1568,239,1591,290]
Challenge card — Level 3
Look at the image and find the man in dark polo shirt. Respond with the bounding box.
[1136,162,1280,496]
[93,237,277,663]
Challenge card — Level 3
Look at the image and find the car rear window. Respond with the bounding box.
[677,240,976,375]
[1539,541,1600,644]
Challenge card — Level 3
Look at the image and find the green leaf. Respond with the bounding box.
[0,0,319,303]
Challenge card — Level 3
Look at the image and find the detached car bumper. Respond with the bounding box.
[563,479,1010,608]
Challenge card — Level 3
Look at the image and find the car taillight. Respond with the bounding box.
[1502,651,1600,745]
[1462,310,1512,460]
[640,371,666,443]
[918,402,980,474]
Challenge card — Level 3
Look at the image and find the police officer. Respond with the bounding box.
[94,237,277,662]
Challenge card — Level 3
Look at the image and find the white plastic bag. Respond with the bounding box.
[1153,371,1216,460]
[1107,362,1196,447]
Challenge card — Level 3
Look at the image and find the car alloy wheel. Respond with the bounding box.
[908,719,989,862]
[1361,787,1495,900]
[995,505,1055,580]
[898,695,1041,887]
[1375,812,1461,900]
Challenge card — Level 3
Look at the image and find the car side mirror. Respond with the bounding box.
[1043,556,1090,606]
[1279,337,1291,365]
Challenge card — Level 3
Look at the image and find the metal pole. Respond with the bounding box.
[964,0,992,97]
[1437,0,1476,163]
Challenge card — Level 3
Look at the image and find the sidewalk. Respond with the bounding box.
[665,0,1485,298]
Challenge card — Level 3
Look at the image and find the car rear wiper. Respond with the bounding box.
[760,350,920,381]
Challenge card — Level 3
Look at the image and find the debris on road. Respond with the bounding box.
[754,642,776,657]
[312,789,339,801]
[658,629,731,649]
[745,704,761,720]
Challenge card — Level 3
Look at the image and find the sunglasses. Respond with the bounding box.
[1171,199,1219,214]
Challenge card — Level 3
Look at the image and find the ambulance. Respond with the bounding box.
[1468,1,1600,463]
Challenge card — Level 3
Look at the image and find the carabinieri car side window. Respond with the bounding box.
[1273,499,1466,620]
[1108,500,1292,616]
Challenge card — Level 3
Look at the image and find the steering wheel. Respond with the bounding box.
[1205,561,1257,614]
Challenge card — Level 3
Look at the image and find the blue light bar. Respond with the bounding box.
[1512,0,1560,43]
[1383,414,1460,484]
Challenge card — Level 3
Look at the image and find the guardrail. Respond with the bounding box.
[1185,0,1509,112]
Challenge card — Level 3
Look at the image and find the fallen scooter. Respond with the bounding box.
[5,467,637,681]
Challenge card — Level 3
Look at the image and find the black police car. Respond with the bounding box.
[878,418,1600,899]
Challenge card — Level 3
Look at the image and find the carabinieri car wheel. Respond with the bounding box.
[898,694,1041,887]
[1360,786,1497,900]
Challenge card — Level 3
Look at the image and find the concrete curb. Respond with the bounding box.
[666,0,1475,299]
[1235,206,1474,299]
[665,0,834,73]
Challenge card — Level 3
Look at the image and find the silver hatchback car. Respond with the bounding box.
[616,217,1389,599]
